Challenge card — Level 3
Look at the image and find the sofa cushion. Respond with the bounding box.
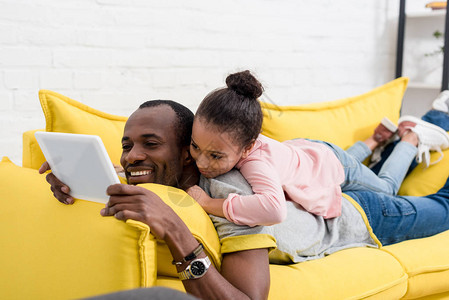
[0,157,156,299]
[37,89,127,166]
[382,230,449,299]
[399,145,449,196]
[268,248,408,299]
[260,77,408,150]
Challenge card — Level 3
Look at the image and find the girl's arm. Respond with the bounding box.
[223,159,287,226]
[189,159,287,226]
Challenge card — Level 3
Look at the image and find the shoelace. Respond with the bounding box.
[408,127,444,168]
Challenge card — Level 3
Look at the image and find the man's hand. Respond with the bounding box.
[39,161,74,205]
[101,184,182,240]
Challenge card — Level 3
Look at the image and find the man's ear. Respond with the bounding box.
[181,145,193,166]
[241,140,256,159]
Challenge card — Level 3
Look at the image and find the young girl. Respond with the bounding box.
[187,70,449,227]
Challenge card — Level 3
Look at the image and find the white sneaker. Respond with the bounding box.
[398,116,449,168]
[432,90,449,113]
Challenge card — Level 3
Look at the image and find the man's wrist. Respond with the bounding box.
[172,243,204,265]
[162,215,204,269]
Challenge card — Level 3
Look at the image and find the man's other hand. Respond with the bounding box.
[39,161,74,205]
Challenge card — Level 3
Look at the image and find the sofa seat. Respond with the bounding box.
[156,247,409,299]
[156,237,449,300]
[382,231,449,299]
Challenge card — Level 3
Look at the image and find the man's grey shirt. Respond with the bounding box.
[199,170,378,264]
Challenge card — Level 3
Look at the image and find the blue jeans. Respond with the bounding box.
[422,109,449,131]
[346,176,449,245]
[315,140,417,195]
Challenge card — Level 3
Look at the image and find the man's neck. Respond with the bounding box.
[177,163,200,190]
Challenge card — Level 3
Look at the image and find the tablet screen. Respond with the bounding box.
[35,132,121,204]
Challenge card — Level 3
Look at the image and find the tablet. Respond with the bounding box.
[35,132,121,204]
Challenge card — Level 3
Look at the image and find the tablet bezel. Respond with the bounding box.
[35,132,121,204]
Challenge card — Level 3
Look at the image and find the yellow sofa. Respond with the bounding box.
[1,79,449,299]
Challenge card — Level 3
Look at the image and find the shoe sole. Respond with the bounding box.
[381,117,398,132]
[398,115,449,149]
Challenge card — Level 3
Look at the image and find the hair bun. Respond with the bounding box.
[225,70,264,99]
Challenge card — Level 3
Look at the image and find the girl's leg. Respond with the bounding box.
[372,140,417,194]
[340,117,448,194]
[345,141,372,163]
[346,176,449,245]
[327,140,417,195]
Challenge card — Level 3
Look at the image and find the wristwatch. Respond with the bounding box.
[178,256,211,280]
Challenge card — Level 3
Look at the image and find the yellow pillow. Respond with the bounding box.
[399,144,449,196]
[22,129,46,170]
[38,89,128,166]
[0,157,156,299]
[261,77,408,150]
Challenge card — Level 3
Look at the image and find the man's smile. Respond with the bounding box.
[129,170,153,176]
[125,167,156,184]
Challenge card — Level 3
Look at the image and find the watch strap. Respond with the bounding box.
[172,243,204,265]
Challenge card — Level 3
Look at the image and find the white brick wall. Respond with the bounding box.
[0,0,402,165]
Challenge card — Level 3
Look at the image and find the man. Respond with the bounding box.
[41,100,449,299]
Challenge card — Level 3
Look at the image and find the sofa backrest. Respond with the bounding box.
[260,77,408,150]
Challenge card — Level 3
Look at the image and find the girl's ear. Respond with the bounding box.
[241,139,256,159]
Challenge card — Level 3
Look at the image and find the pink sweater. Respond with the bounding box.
[222,135,345,226]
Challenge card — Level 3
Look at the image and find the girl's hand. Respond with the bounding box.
[186,185,211,208]
[186,185,226,218]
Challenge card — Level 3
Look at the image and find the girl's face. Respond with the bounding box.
[190,118,253,178]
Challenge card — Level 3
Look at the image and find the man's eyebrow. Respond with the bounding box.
[142,133,163,140]
[121,133,163,142]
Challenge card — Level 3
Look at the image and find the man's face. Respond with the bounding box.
[120,105,185,187]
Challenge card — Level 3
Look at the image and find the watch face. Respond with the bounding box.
[190,261,205,276]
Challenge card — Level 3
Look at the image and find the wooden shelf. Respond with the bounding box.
[407,10,446,18]
[408,82,440,89]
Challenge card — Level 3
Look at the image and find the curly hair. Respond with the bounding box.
[195,70,264,148]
